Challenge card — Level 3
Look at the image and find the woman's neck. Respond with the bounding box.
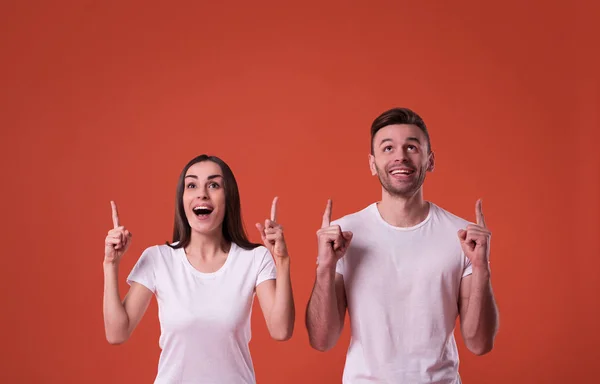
[185,230,229,261]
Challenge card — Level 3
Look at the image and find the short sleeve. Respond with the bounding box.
[460,220,475,278]
[126,247,157,293]
[256,247,277,287]
[462,251,473,278]
[328,219,346,276]
[335,256,345,276]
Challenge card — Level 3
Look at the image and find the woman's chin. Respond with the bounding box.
[188,222,221,237]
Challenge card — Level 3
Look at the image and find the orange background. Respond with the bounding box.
[1,1,598,383]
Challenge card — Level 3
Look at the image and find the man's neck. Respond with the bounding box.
[377,189,430,227]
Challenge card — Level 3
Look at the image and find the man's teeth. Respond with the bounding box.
[391,169,412,175]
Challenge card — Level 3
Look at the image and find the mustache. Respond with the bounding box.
[386,161,416,172]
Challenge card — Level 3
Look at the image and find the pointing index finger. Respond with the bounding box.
[111,200,120,228]
[476,199,486,228]
[321,199,332,228]
[270,196,278,222]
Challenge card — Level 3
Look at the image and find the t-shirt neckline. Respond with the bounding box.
[371,201,434,231]
[178,242,237,279]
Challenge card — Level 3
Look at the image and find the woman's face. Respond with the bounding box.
[182,161,227,236]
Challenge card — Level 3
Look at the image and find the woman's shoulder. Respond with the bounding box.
[138,243,180,262]
[232,243,270,263]
[233,242,266,254]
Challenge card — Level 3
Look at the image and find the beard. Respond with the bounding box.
[375,161,427,198]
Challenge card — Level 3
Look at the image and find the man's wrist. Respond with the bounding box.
[472,264,491,277]
[316,262,337,277]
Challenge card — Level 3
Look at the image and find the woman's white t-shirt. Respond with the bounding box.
[126,242,277,384]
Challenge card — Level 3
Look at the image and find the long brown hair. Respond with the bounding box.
[168,155,261,250]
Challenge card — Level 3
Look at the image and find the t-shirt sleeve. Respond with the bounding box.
[462,251,473,278]
[126,247,157,293]
[460,220,475,278]
[335,256,345,276]
[331,219,346,276]
[256,247,277,287]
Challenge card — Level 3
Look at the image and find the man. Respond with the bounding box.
[305,107,499,383]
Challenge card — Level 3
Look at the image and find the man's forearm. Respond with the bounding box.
[306,266,342,351]
[462,266,499,355]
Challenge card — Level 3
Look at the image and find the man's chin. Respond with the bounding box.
[382,183,421,198]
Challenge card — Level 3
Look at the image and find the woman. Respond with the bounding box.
[103,154,295,383]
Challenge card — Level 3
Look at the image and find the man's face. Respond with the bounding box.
[369,124,434,198]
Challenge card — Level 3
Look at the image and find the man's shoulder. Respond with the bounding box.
[331,203,376,229]
[430,203,473,228]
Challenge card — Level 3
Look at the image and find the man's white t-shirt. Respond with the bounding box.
[126,242,277,384]
[333,202,473,384]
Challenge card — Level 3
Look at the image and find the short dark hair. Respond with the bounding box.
[169,154,261,251]
[370,107,431,154]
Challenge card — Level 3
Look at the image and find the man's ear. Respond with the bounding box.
[369,153,377,176]
[427,151,435,172]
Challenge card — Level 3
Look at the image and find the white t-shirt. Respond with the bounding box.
[126,242,277,384]
[334,202,472,384]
